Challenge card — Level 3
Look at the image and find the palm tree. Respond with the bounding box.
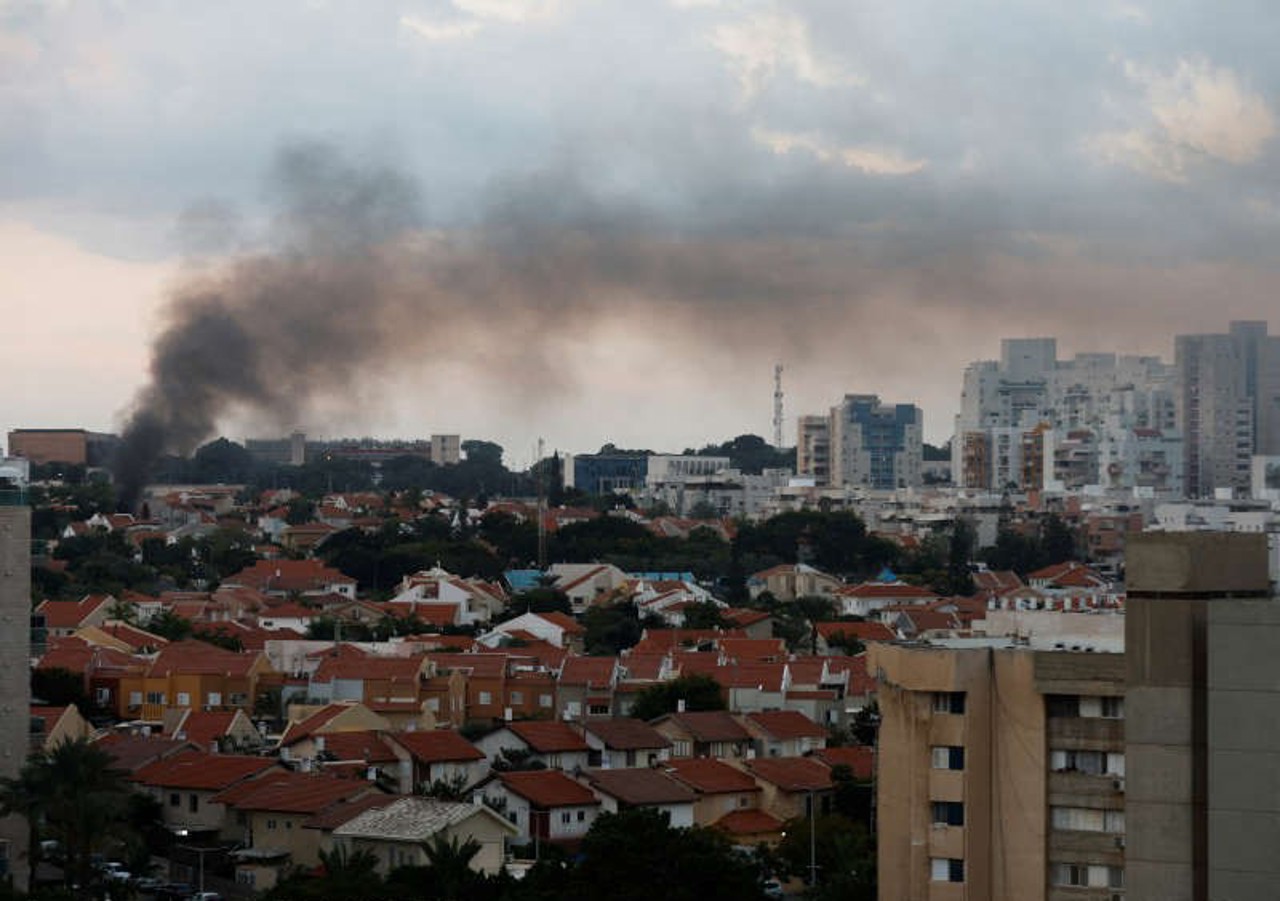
[0,761,52,889]
[420,834,482,901]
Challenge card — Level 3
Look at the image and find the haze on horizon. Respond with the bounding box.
[5,1,1280,465]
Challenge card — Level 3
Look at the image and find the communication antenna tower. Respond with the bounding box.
[773,364,785,448]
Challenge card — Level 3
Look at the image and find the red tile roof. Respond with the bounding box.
[36,594,113,629]
[225,559,355,593]
[558,656,617,688]
[302,793,402,830]
[280,703,368,746]
[213,771,379,813]
[718,638,787,662]
[315,731,397,764]
[582,718,671,751]
[746,710,826,741]
[811,746,874,780]
[95,733,193,772]
[837,582,938,599]
[147,641,263,678]
[312,654,426,684]
[506,721,590,753]
[813,621,895,642]
[535,612,585,635]
[582,768,696,806]
[744,757,833,792]
[498,770,599,808]
[389,730,484,764]
[665,758,759,795]
[169,710,240,749]
[712,808,785,837]
[132,750,278,791]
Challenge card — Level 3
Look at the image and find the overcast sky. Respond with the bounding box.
[6,0,1280,465]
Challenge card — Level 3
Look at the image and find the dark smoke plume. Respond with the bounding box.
[114,142,888,507]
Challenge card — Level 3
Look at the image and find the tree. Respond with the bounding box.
[581,601,642,655]
[945,520,976,596]
[570,807,766,901]
[775,813,874,899]
[420,834,485,900]
[461,440,504,467]
[789,595,836,655]
[629,673,725,721]
[1041,513,1077,564]
[145,609,193,641]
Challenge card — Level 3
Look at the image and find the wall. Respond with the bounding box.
[0,507,30,890]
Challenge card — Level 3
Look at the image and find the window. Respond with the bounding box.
[539,694,553,708]
[176,692,191,707]
[510,691,523,705]
[267,818,277,830]
[1046,694,1080,717]
[189,794,198,813]
[478,691,493,705]
[1101,696,1124,719]
[589,704,611,716]
[95,687,111,705]
[577,810,586,822]
[145,691,166,705]
[128,691,143,708]
[930,858,964,883]
[932,692,965,714]
[673,740,691,757]
[1052,863,1125,889]
[561,812,571,824]
[426,697,440,711]
[1104,810,1125,833]
[207,691,222,706]
[1050,749,1104,774]
[931,746,965,770]
[1051,807,1124,834]
[1052,863,1088,887]
[565,701,581,717]
[169,793,180,808]
[229,692,248,706]
[931,802,964,827]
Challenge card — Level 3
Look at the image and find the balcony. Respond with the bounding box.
[1048,772,1124,808]
[929,824,965,859]
[1046,718,1123,750]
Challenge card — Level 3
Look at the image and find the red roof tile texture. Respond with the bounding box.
[498,770,599,808]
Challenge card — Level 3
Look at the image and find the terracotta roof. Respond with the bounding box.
[837,581,938,599]
[312,654,426,684]
[712,808,785,837]
[657,711,750,744]
[810,746,874,780]
[389,730,484,764]
[619,653,667,681]
[133,750,277,791]
[224,559,355,593]
[712,662,786,692]
[303,793,402,830]
[721,608,771,628]
[92,621,169,651]
[498,770,600,808]
[582,718,671,751]
[35,594,113,629]
[168,710,241,749]
[213,771,379,813]
[558,656,617,688]
[535,611,585,635]
[813,621,895,642]
[147,641,263,678]
[744,757,833,792]
[746,710,826,741]
[95,733,193,772]
[665,758,759,795]
[506,720,590,753]
[280,703,369,745]
[582,768,696,806]
[718,638,787,662]
[1028,561,1109,588]
[316,730,398,763]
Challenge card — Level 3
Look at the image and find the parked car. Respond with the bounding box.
[154,883,194,901]
[133,875,164,894]
[99,861,132,882]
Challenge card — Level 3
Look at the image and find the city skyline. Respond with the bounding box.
[6,3,1280,462]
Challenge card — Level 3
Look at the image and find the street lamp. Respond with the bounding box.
[173,829,215,894]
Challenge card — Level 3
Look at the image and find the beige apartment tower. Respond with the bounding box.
[0,500,31,890]
[870,641,1125,901]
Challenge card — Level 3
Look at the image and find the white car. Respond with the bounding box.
[100,861,132,882]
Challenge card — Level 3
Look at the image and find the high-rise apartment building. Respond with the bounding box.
[954,339,1177,493]
[0,482,31,890]
[870,639,1126,900]
[796,395,922,490]
[1175,321,1280,497]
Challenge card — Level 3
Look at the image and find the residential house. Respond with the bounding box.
[478,770,602,847]
[216,771,386,889]
[118,641,275,720]
[721,608,774,640]
[743,711,828,758]
[473,721,591,773]
[29,704,92,751]
[547,564,631,613]
[308,648,433,718]
[384,730,487,794]
[664,758,763,828]
[162,708,263,753]
[556,656,620,720]
[581,719,671,769]
[222,559,356,600]
[331,797,517,876]
[833,577,939,618]
[712,662,790,713]
[809,745,874,781]
[94,733,194,774]
[278,702,393,766]
[479,611,585,651]
[255,603,322,633]
[389,567,508,626]
[812,620,895,655]
[131,750,281,838]
[34,595,114,638]
[578,768,696,827]
[651,711,753,760]
[740,757,834,822]
[748,564,842,602]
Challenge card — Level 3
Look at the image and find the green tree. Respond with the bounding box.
[680,601,728,630]
[569,807,766,901]
[581,601,642,655]
[789,595,836,655]
[775,813,874,899]
[145,609,193,641]
[629,674,725,721]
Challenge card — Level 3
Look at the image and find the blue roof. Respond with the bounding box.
[876,567,898,583]
[504,569,546,592]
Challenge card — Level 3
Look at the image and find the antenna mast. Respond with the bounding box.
[773,364,784,448]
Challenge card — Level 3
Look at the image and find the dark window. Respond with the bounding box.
[1046,695,1080,718]
[932,801,965,827]
[169,793,180,808]
[932,692,966,714]
[949,859,965,883]
[188,794,198,813]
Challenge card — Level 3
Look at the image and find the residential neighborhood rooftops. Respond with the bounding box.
[712,808,785,837]
[655,711,751,743]
[132,750,277,791]
[743,756,834,792]
[389,730,484,763]
[745,710,827,740]
[581,718,671,751]
[665,758,759,795]
[212,771,379,813]
[333,796,516,841]
[581,768,696,806]
[497,770,600,808]
[505,720,590,753]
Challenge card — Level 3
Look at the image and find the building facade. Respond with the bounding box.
[0,494,31,889]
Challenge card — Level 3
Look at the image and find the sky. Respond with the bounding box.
[5,0,1280,467]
